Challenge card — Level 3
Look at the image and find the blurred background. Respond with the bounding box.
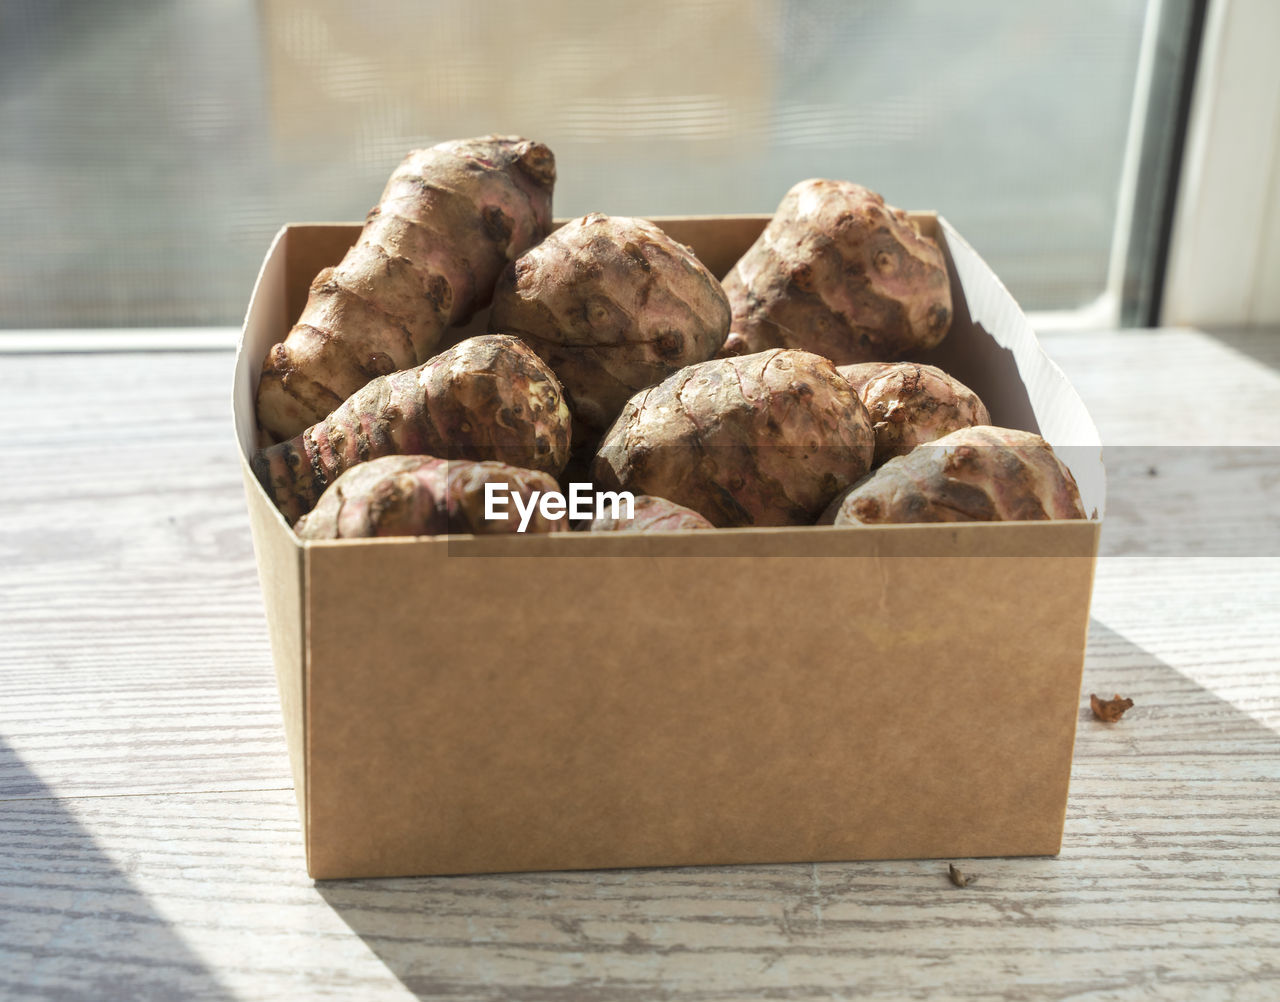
[0,0,1226,329]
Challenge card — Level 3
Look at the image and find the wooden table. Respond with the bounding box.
[2,328,1277,1000]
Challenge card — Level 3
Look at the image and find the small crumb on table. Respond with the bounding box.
[1091,693,1135,722]
[948,863,976,887]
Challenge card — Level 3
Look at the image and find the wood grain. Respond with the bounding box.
[1,330,1278,1000]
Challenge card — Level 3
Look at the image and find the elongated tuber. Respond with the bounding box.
[489,213,730,429]
[256,135,556,443]
[594,349,874,527]
[588,495,714,533]
[294,455,566,539]
[721,180,951,363]
[839,361,990,465]
[823,425,1085,525]
[253,334,571,523]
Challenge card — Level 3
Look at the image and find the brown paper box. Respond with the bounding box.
[233,216,1105,879]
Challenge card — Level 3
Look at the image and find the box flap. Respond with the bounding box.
[924,219,1106,518]
[234,226,310,855]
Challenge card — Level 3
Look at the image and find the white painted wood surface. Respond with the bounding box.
[1,329,1278,1000]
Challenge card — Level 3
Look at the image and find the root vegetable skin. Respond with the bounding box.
[588,496,714,533]
[489,213,730,429]
[253,334,571,523]
[294,455,566,539]
[823,425,1086,526]
[839,361,990,465]
[256,135,556,443]
[721,180,951,364]
[594,349,875,527]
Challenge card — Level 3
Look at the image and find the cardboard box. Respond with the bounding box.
[234,216,1105,880]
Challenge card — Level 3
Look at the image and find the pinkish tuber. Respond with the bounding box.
[588,495,715,533]
[838,361,990,465]
[256,135,556,443]
[488,213,730,429]
[823,425,1086,525]
[294,455,567,538]
[253,334,572,523]
[594,349,874,527]
[721,180,951,363]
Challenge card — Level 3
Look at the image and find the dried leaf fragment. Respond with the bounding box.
[947,863,976,888]
[1091,693,1135,723]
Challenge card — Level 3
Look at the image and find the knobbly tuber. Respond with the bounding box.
[823,425,1086,525]
[594,349,875,527]
[253,334,571,523]
[293,455,566,539]
[489,213,730,429]
[839,362,990,465]
[256,135,556,443]
[721,180,951,364]
[588,495,714,533]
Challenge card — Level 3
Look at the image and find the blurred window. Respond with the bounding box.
[1,0,1190,328]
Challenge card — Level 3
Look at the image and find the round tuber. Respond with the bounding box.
[838,361,990,465]
[488,213,730,429]
[253,334,572,523]
[593,349,875,527]
[721,179,951,364]
[588,495,714,533]
[294,455,567,539]
[823,425,1086,525]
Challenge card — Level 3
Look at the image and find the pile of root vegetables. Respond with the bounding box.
[252,135,1085,539]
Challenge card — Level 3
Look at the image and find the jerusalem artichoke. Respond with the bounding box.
[721,180,951,363]
[838,361,990,465]
[588,495,714,533]
[294,455,567,539]
[489,213,730,429]
[256,135,556,443]
[594,349,874,527]
[823,425,1086,525]
[253,334,571,523]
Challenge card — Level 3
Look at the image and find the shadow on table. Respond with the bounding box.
[315,618,1280,1001]
[0,738,234,1001]
[1071,619,1280,761]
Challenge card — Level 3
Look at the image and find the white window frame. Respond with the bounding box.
[1162,0,1280,328]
